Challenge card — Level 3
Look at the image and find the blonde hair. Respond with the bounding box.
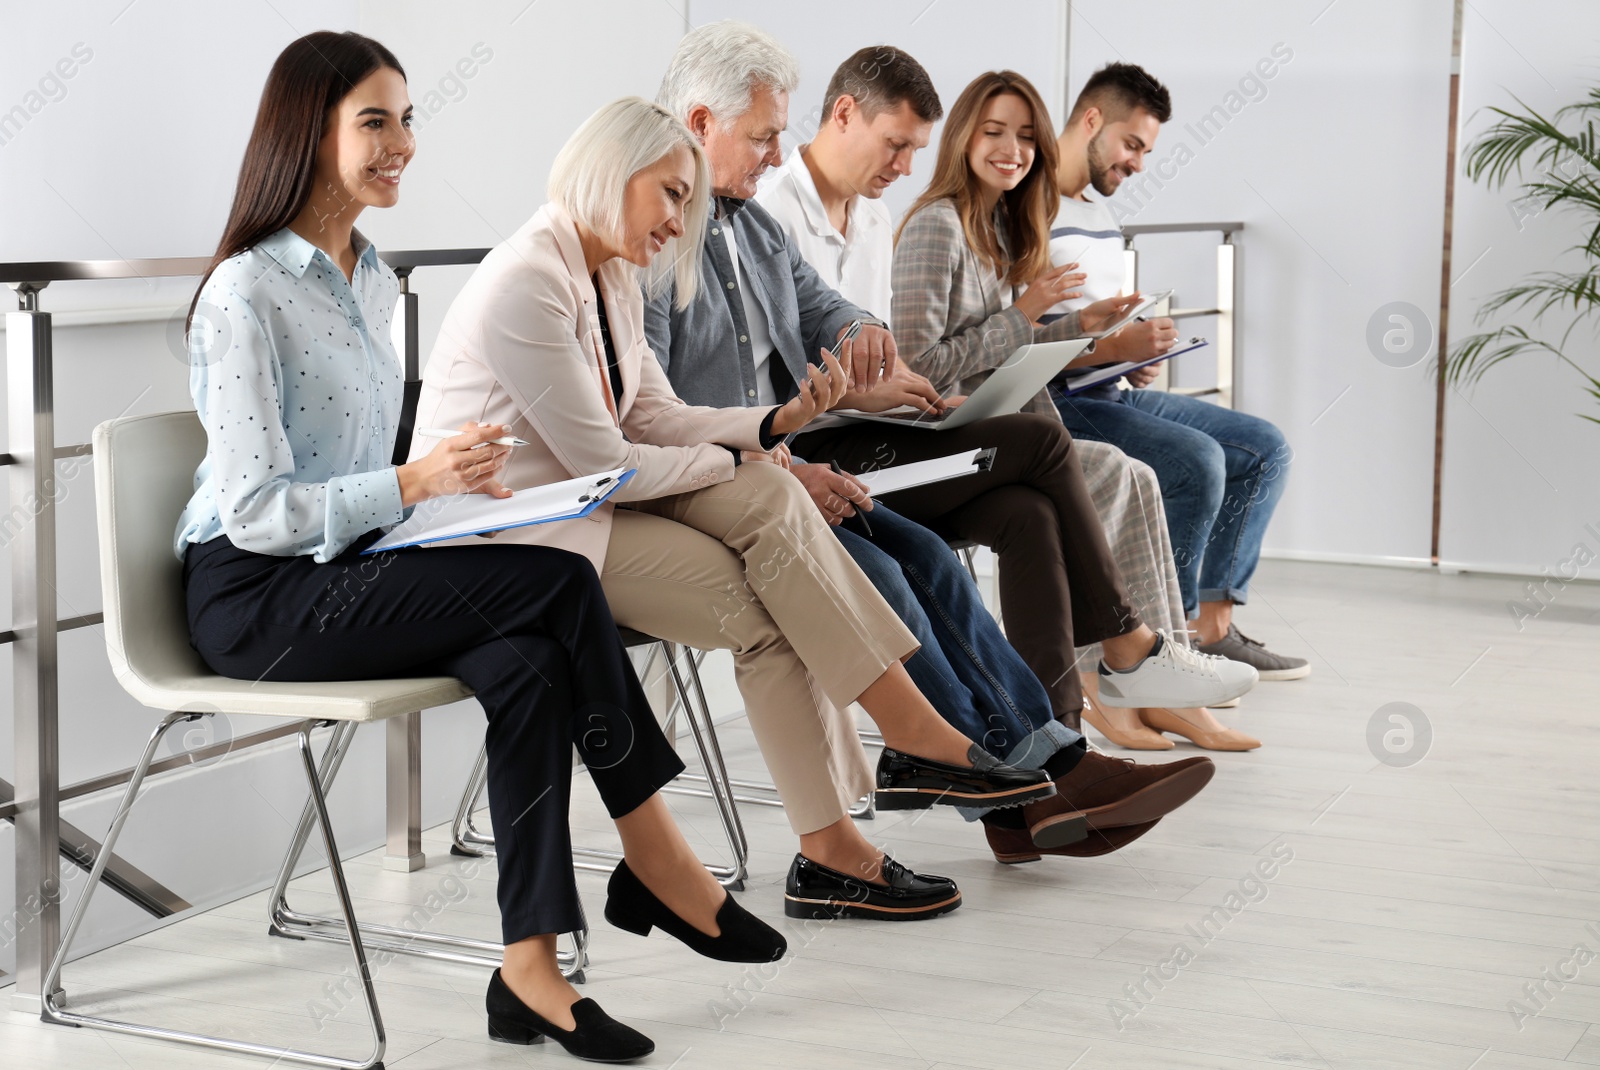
[548,96,710,307]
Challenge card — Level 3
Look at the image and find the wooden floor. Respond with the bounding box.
[5,559,1599,1069]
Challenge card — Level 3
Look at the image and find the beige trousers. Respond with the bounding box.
[600,463,918,835]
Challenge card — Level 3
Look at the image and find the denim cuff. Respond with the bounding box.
[1197,587,1249,608]
[956,720,1083,822]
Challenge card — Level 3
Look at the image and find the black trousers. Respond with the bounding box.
[183,534,684,943]
[792,412,1137,729]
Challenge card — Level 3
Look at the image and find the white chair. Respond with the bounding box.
[43,411,577,1070]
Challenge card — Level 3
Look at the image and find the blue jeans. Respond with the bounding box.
[832,505,1078,816]
[1052,387,1290,617]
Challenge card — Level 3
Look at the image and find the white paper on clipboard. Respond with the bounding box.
[364,468,635,553]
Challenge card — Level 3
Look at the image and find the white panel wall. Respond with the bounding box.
[1069,0,1455,565]
[1440,0,1600,580]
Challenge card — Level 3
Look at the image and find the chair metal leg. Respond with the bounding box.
[660,642,748,889]
[42,713,387,1070]
[575,642,746,888]
[270,722,588,980]
[455,641,751,890]
[448,744,494,858]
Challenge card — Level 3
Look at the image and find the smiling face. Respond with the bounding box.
[311,66,415,214]
[833,98,932,199]
[965,91,1036,201]
[1085,106,1163,195]
[691,81,788,199]
[617,144,696,267]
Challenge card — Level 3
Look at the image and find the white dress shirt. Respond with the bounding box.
[756,143,893,319]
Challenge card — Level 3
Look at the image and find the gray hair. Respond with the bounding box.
[657,20,800,125]
[548,96,710,308]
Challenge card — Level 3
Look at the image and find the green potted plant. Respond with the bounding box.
[1448,87,1600,423]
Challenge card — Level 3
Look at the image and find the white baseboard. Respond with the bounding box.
[1261,547,1600,585]
[1258,548,1434,570]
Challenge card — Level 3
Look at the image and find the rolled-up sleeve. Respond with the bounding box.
[196,286,403,561]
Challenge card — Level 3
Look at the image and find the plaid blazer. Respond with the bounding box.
[891,198,1187,651]
[891,197,1086,416]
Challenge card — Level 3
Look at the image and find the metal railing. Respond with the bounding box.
[1122,221,1244,407]
[0,222,1241,1011]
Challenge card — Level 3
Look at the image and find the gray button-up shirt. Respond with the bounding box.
[644,197,865,409]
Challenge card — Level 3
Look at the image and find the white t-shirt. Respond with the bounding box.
[718,214,778,405]
[1045,194,1126,321]
[755,144,893,319]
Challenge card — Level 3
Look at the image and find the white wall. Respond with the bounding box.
[1068,0,1454,566]
[1440,0,1600,580]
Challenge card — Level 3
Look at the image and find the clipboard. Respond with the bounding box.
[1054,337,1209,398]
[856,448,997,497]
[364,468,636,553]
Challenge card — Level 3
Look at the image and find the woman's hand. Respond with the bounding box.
[396,422,514,506]
[1077,292,1144,336]
[741,443,793,469]
[1014,261,1088,324]
[769,346,851,435]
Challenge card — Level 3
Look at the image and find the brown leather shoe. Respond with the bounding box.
[1025,752,1214,844]
[985,818,1160,863]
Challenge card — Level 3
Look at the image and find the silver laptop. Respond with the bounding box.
[834,337,1094,430]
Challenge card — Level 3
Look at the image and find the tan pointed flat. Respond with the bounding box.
[1139,707,1261,751]
[1081,701,1174,750]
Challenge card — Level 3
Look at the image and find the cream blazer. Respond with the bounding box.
[410,203,773,571]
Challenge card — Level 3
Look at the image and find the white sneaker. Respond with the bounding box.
[1096,632,1258,709]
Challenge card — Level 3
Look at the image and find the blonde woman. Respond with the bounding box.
[414,97,1053,932]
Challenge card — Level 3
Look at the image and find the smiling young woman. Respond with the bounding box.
[177,36,786,1065]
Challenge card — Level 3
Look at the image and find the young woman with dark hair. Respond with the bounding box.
[175,32,783,1063]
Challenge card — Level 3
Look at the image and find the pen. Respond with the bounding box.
[830,459,872,536]
[416,427,531,448]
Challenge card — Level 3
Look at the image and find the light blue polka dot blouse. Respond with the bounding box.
[174,227,407,562]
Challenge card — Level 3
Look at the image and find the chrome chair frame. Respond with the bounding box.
[267,720,589,981]
[44,714,389,1070]
[451,631,751,892]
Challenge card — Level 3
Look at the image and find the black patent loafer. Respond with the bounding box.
[783,853,962,921]
[874,743,1056,810]
[486,969,654,1062]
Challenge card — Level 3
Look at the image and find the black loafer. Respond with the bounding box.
[783,853,962,921]
[604,859,786,962]
[486,969,654,1062]
[874,743,1056,810]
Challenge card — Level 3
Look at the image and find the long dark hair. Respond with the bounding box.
[897,71,1058,287]
[188,32,405,329]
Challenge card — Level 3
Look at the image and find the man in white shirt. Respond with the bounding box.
[1048,62,1308,680]
[753,47,930,321]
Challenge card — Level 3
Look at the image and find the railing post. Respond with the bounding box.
[1217,232,1239,409]
[384,269,426,872]
[7,282,62,1013]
